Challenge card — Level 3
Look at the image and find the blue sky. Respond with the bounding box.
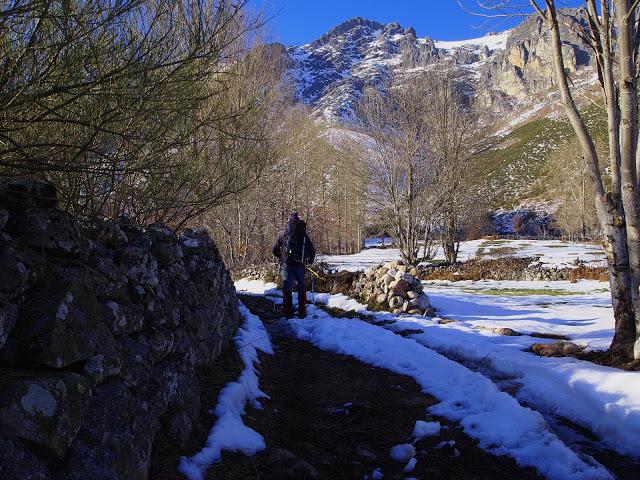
[257,0,584,46]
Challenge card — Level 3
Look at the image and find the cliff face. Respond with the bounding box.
[0,179,239,479]
[284,10,594,122]
[478,9,592,106]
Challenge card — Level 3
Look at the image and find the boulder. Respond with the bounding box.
[0,301,18,350]
[0,208,8,230]
[0,371,91,459]
[531,340,581,357]
[58,383,155,480]
[0,252,28,296]
[104,301,144,335]
[0,178,57,212]
[389,296,404,309]
[83,354,106,386]
[97,220,129,249]
[0,434,52,480]
[562,342,580,355]
[401,273,415,284]
[10,208,88,258]
[409,294,430,311]
[401,300,410,312]
[167,411,193,449]
[393,279,411,298]
[11,280,99,368]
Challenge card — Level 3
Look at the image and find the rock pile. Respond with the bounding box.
[0,179,239,480]
[355,261,433,315]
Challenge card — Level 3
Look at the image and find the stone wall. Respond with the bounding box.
[0,179,240,479]
[418,256,608,282]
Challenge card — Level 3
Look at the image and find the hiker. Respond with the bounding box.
[272,212,316,318]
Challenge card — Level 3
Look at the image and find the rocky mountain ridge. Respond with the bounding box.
[285,10,594,125]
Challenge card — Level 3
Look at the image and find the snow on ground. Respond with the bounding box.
[234,278,278,296]
[474,239,605,267]
[308,283,640,461]
[424,279,612,348]
[288,306,612,479]
[319,238,605,271]
[412,420,441,438]
[178,302,273,480]
[389,443,416,462]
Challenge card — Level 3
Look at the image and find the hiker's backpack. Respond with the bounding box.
[283,219,307,263]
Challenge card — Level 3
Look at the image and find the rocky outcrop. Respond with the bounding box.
[354,261,433,316]
[478,8,591,106]
[0,179,239,479]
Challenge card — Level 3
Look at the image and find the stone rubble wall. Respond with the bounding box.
[0,179,240,480]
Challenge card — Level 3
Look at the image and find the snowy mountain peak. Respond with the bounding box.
[285,11,594,123]
[310,17,385,48]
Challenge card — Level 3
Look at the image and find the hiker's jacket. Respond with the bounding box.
[272,227,316,265]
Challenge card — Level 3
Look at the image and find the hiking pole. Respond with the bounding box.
[310,273,318,318]
[305,265,319,318]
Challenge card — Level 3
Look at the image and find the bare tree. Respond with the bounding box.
[205,103,369,270]
[547,140,600,239]
[357,79,436,264]
[423,72,479,263]
[356,73,482,264]
[0,0,268,227]
[462,0,640,358]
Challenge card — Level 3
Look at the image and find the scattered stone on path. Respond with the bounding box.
[531,340,583,357]
[494,327,521,336]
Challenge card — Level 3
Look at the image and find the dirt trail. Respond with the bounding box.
[198,294,541,480]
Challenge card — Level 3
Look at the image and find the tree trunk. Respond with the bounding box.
[543,2,638,357]
[614,0,640,357]
[443,214,458,263]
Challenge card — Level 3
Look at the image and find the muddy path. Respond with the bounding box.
[195,294,541,480]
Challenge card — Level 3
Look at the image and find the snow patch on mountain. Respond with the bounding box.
[434,30,511,51]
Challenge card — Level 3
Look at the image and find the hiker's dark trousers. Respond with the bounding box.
[281,262,306,318]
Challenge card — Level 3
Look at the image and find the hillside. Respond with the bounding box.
[477,104,608,207]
